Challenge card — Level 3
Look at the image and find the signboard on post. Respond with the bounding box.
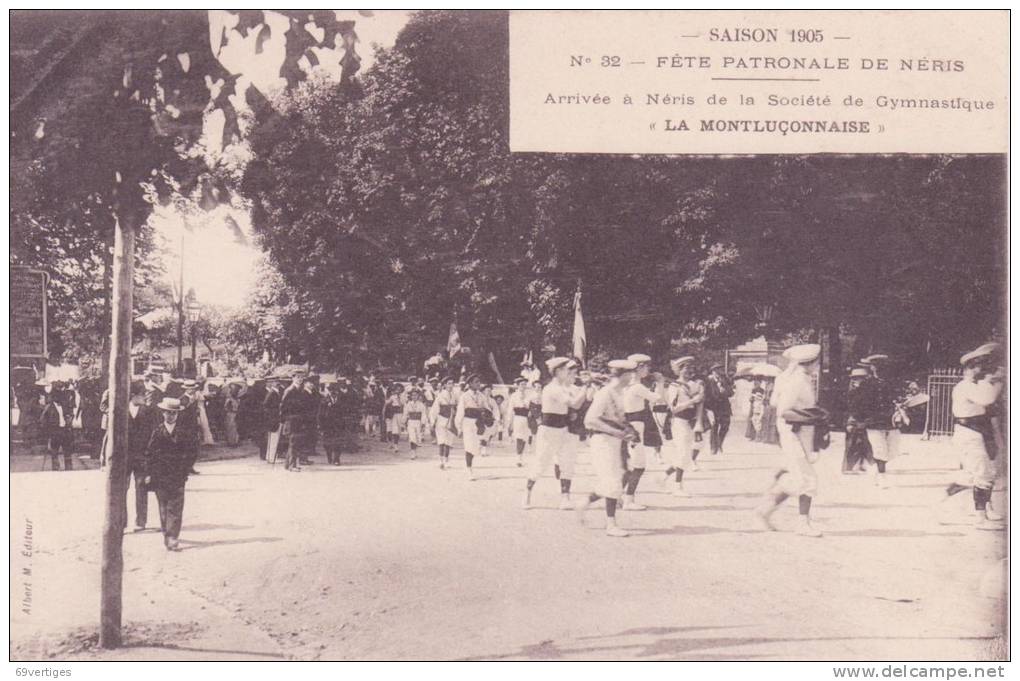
[11,266,48,359]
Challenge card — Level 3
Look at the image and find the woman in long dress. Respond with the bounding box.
[195,383,216,445]
[223,384,240,446]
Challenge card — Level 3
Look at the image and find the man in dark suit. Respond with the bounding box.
[127,380,157,531]
[705,364,735,455]
[144,397,192,551]
[39,381,74,470]
[280,371,316,471]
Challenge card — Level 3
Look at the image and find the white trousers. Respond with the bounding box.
[511,415,529,441]
[436,421,454,447]
[775,421,818,497]
[953,426,997,489]
[867,428,900,462]
[664,418,694,471]
[590,433,625,499]
[462,418,481,455]
[530,425,577,480]
[407,420,422,445]
[627,420,649,470]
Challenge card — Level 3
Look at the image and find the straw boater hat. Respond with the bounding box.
[546,356,571,372]
[960,342,1001,366]
[859,354,890,366]
[627,353,651,365]
[850,367,869,379]
[157,397,186,412]
[783,344,821,365]
[608,359,638,374]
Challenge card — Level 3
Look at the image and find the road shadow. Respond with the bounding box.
[459,629,999,661]
[178,536,282,551]
[123,642,285,659]
[823,528,966,538]
[181,523,254,532]
[188,487,254,493]
[626,524,740,537]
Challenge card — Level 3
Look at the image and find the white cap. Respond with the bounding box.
[608,359,638,372]
[960,342,1001,366]
[627,353,652,364]
[546,356,571,372]
[670,356,695,369]
[782,344,820,364]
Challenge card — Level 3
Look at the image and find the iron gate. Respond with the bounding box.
[925,368,962,438]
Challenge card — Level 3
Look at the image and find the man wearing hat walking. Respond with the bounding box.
[754,344,825,537]
[522,357,587,510]
[455,374,487,480]
[858,354,899,488]
[576,359,642,537]
[705,364,735,456]
[843,367,874,474]
[938,343,1005,530]
[144,397,193,551]
[127,380,157,531]
[430,376,458,469]
[661,356,704,497]
[621,353,665,510]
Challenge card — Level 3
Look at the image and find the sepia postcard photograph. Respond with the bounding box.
[7,7,1010,673]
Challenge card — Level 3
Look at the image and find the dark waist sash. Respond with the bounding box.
[652,405,669,413]
[463,407,483,419]
[438,404,453,417]
[625,410,645,423]
[385,405,403,417]
[513,407,529,417]
[541,412,568,428]
[407,412,422,421]
[955,415,998,458]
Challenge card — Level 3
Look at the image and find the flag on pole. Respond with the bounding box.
[572,288,586,367]
[447,320,462,357]
[488,352,505,385]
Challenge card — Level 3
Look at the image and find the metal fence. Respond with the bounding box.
[925,368,963,438]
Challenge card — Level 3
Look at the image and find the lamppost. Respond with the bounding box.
[187,301,201,376]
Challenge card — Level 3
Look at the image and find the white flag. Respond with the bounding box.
[447,321,462,357]
[572,289,586,367]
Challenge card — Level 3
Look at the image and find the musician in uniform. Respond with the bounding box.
[430,376,457,469]
[575,359,641,537]
[522,358,587,510]
[507,378,531,467]
[754,344,826,538]
[621,353,665,511]
[661,356,704,497]
[938,343,1005,530]
[404,388,427,459]
[454,374,487,480]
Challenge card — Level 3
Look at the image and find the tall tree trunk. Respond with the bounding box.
[99,218,115,384]
[99,211,134,649]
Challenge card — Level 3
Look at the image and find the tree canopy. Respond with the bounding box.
[242,10,1004,375]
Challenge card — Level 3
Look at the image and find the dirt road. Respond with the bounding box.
[9,430,1007,660]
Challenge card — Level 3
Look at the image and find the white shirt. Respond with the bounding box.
[774,367,815,418]
[624,382,660,413]
[541,381,574,415]
[585,384,626,433]
[163,420,176,435]
[952,378,1002,418]
[129,404,140,419]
